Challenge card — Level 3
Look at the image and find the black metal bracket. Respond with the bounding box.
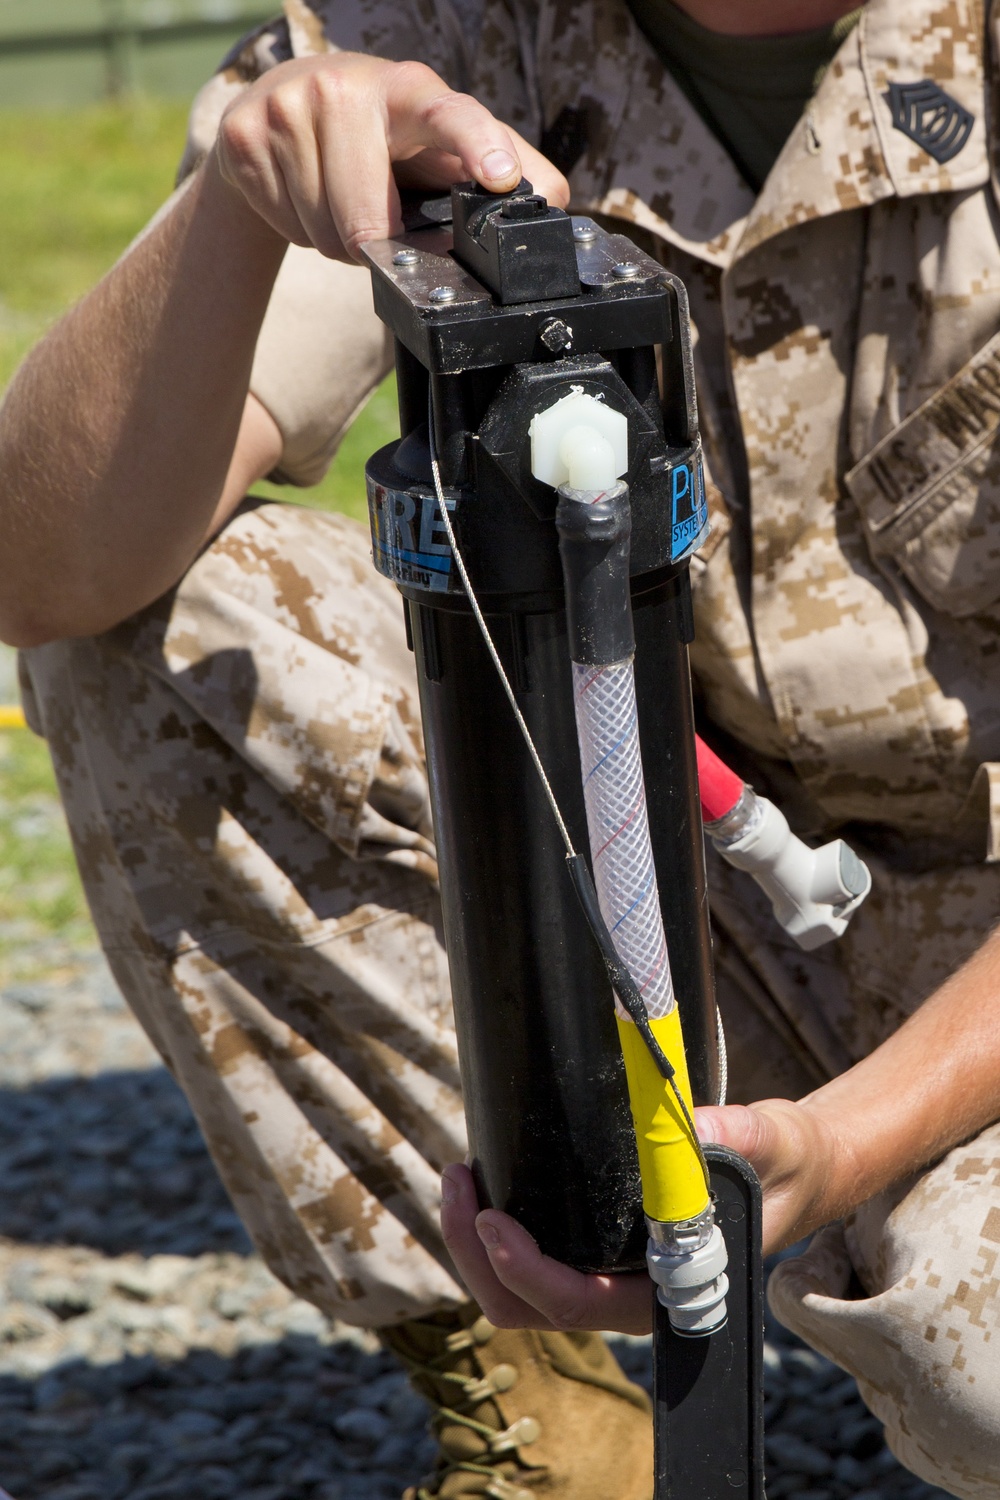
[362,205,680,378]
[654,1145,765,1500]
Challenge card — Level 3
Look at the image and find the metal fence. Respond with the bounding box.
[0,0,273,105]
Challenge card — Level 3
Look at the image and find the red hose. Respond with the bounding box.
[695,735,745,822]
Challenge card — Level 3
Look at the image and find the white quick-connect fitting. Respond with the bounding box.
[706,789,871,952]
[647,1209,729,1336]
[529,388,628,489]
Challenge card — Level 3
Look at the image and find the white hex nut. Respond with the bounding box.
[529,389,628,489]
[647,1224,729,1288]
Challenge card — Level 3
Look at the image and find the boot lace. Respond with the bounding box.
[393,1327,533,1500]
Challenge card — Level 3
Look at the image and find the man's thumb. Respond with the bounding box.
[694,1103,762,1157]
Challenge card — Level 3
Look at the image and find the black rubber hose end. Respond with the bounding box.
[556,482,635,667]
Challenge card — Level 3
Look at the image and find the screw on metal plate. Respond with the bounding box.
[428,285,458,304]
[573,224,597,242]
[612,262,641,280]
[393,249,420,266]
[540,318,574,354]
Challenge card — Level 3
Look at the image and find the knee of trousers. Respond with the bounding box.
[768,1125,1000,1498]
[16,501,435,953]
[97,936,472,1330]
[17,505,471,1326]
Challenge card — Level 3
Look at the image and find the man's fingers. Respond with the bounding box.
[216,52,561,263]
[696,1100,837,1255]
[216,90,320,249]
[440,1165,551,1328]
[311,67,404,259]
[473,1209,653,1336]
[384,61,523,192]
[441,1165,652,1334]
[696,1103,779,1171]
[507,128,570,207]
[395,132,569,210]
[317,57,528,256]
[394,148,469,191]
[271,107,349,258]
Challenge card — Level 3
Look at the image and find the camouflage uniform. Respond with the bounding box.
[17,0,1000,1491]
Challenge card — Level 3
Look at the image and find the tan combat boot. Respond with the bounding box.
[381,1303,653,1500]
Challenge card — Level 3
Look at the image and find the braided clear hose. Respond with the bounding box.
[571,658,675,1022]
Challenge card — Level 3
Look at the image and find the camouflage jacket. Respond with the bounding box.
[184,0,1000,866]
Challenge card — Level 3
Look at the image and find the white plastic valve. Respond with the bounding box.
[529,389,628,489]
[710,795,871,951]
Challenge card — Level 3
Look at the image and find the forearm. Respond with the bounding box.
[802,922,1000,1217]
[0,49,565,648]
[696,922,1000,1253]
[0,154,287,646]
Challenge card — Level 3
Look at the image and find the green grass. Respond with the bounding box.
[0,101,190,390]
[0,102,398,974]
[0,99,398,511]
[0,727,95,984]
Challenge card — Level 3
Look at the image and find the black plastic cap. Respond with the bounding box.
[451,179,581,306]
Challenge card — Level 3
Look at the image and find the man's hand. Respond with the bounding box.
[213,52,569,262]
[443,922,1000,1334]
[0,47,567,645]
[440,1160,656,1334]
[696,1099,843,1251]
[440,1099,843,1334]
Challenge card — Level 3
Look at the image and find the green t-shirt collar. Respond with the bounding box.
[623,0,865,190]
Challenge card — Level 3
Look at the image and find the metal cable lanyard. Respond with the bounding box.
[362,180,765,1498]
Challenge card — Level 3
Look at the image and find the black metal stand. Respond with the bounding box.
[654,1146,765,1500]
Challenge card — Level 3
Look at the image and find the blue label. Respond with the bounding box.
[669,455,709,562]
[368,481,458,594]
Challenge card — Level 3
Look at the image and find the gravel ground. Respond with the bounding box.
[0,967,956,1500]
[0,651,955,1500]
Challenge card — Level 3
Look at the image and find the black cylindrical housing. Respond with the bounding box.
[410,596,648,1272]
[404,567,717,1270]
[402,587,718,1274]
[364,210,718,1272]
[555,481,635,667]
[634,572,718,1106]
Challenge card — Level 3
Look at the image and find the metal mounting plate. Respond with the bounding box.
[361,218,676,375]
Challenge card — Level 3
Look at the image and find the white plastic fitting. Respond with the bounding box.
[708,792,871,951]
[529,388,628,489]
[647,1216,730,1336]
[559,426,618,490]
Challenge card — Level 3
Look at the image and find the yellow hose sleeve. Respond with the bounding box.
[617,1010,710,1225]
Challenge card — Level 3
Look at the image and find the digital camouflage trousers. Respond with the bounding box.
[18,501,1000,1498]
